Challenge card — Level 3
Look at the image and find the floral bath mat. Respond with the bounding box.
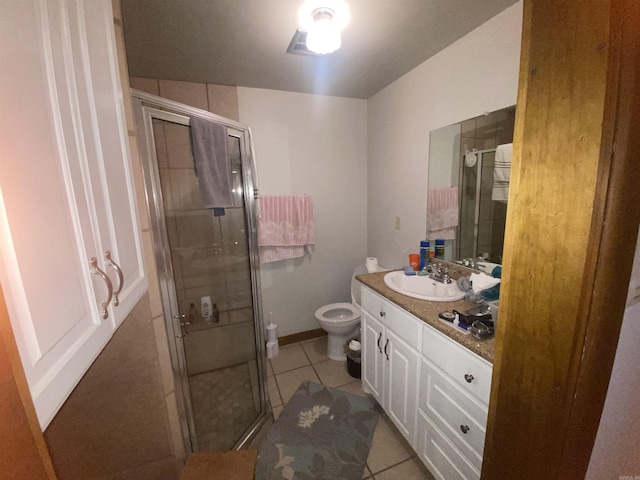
[255,381,381,480]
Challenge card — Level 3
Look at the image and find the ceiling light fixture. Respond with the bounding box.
[298,0,350,55]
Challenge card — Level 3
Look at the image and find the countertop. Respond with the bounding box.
[356,271,495,363]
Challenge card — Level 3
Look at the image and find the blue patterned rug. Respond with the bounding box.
[255,381,381,480]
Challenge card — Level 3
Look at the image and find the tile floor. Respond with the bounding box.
[267,337,435,480]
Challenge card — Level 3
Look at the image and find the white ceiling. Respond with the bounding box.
[121,0,518,99]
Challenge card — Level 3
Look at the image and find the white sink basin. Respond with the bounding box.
[384,271,465,302]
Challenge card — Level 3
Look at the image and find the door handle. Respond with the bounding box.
[90,257,113,320]
[105,250,124,307]
[377,332,383,353]
[384,338,389,360]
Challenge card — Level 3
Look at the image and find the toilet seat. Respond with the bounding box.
[315,302,361,324]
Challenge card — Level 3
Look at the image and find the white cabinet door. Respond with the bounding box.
[73,0,146,326]
[386,329,419,447]
[361,311,385,405]
[0,0,145,428]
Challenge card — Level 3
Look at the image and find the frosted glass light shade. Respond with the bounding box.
[298,0,349,55]
[306,19,342,54]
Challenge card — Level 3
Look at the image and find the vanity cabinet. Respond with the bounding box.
[0,0,147,428]
[417,326,492,479]
[360,285,493,480]
[361,288,421,447]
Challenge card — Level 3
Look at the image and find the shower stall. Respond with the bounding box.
[132,90,267,453]
[457,148,507,263]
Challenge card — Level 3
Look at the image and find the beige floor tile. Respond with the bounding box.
[362,465,372,479]
[367,415,415,474]
[270,344,310,374]
[374,457,435,480]
[275,366,320,404]
[338,380,368,398]
[266,360,274,377]
[313,359,355,388]
[301,336,329,364]
[267,376,281,408]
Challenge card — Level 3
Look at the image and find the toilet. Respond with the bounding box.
[315,264,368,361]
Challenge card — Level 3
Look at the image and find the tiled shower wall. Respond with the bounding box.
[458,106,515,261]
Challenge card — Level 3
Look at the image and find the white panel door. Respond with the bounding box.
[0,0,114,428]
[361,311,385,405]
[386,329,419,447]
[69,0,146,326]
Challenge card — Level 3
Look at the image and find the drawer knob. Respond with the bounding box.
[460,424,470,434]
[379,310,386,318]
[464,374,475,383]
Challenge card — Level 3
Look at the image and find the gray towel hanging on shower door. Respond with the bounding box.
[189,116,234,208]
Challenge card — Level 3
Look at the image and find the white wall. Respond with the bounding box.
[366,1,523,268]
[586,229,640,478]
[238,87,368,337]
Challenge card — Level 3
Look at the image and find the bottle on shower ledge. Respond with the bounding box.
[212,303,220,324]
[188,303,200,324]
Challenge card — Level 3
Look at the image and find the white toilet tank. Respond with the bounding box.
[351,264,368,305]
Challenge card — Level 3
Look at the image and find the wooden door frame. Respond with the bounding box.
[0,285,57,479]
[483,0,640,478]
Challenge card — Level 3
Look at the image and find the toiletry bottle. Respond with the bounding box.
[419,240,430,270]
[188,302,200,324]
[435,238,445,259]
[212,303,220,324]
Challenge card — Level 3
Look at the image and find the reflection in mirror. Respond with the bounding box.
[427,106,516,264]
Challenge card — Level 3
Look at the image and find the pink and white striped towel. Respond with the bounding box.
[258,195,315,263]
[427,187,459,240]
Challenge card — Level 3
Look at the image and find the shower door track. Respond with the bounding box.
[131,89,267,454]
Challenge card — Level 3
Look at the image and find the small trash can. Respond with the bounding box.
[344,338,362,379]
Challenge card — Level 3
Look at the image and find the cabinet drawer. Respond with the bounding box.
[420,358,487,470]
[361,287,421,350]
[417,412,480,480]
[422,325,492,404]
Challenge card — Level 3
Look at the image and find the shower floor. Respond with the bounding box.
[188,362,260,452]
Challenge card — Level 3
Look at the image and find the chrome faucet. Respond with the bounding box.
[429,263,452,284]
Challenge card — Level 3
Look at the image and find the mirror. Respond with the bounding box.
[427,106,516,264]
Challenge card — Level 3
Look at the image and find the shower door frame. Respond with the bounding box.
[131,90,267,454]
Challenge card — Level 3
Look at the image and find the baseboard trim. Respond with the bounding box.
[279,329,326,346]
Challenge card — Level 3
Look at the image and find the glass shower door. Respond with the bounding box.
[458,149,507,263]
[139,104,266,453]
